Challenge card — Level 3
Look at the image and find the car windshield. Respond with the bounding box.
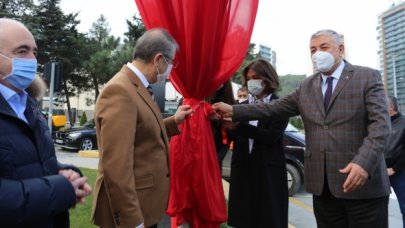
[83,119,95,128]
[285,123,300,132]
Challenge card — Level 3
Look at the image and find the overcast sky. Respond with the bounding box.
[60,0,401,76]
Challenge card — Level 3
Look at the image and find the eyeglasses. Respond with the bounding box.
[163,55,179,68]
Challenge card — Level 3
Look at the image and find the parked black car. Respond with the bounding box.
[54,119,97,151]
[222,123,305,196]
[283,124,305,196]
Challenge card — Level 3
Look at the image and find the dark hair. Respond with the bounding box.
[388,96,399,112]
[206,80,235,105]
[132,28,179,62]
[242,58,279,94]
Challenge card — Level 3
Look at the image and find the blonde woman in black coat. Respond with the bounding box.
[224,59,289,228]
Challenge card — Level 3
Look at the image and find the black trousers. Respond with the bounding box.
[313,182,389,228]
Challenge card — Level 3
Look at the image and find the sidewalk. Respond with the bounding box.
[58,148,404,227]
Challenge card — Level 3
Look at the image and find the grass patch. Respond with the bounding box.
[69,167,97,228]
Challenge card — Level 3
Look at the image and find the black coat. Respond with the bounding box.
[385,113,405,173]
[228,95,289,228]
[0,94,77,227]
[211,118,231,170]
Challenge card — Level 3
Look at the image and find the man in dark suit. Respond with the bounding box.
[213,29,391,228]
[91,29,193,228]
[0,18,91,227]
[385,96,405,227]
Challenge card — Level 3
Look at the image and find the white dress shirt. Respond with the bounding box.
[126,62,150,89]
[321,60,345,96]
[0,83,28,123]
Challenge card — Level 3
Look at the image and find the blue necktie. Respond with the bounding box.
[324,77,333,110]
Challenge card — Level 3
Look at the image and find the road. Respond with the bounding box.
[56,146,403,228]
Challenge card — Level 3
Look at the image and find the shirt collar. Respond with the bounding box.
[0,83,16,101]
[321,60,345,84]
[126,62,150,88]
[0,83,27,104]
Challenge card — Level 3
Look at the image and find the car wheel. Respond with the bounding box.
[286,163,301,196]
[79,138,94,151]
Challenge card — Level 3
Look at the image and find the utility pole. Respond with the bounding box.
[44,61,63,134]
[392,54,397,98]
[48,63,55,133]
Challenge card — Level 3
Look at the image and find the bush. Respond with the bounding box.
[80,112,88,126]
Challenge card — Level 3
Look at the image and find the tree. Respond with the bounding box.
[0,0,34,20]
[89,15,111,44]
[114,14,146,65]
[83,15,120,102]
[79,111,87,126]
[108,14,147,78]
[82,14,147,103]
[113,14,147,70]
[277,74,307,130]
[123,14,146,45]
[232,43,258,84]
[31,0,89,126]
[278,74,306,97]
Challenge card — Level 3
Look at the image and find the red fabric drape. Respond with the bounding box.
[134,1,258,227]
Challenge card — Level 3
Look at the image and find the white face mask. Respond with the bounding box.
[247,79,264,96]
[238,98,248,103]
[312,51,335,73]
[156,56,173,82]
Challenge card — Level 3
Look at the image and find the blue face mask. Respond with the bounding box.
[0,53,37,91]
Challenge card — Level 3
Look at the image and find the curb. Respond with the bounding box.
[78,150,99,158]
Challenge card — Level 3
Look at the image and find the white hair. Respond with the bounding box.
[310,29,342,46]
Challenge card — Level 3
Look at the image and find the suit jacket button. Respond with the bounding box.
[324,125,328,130]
